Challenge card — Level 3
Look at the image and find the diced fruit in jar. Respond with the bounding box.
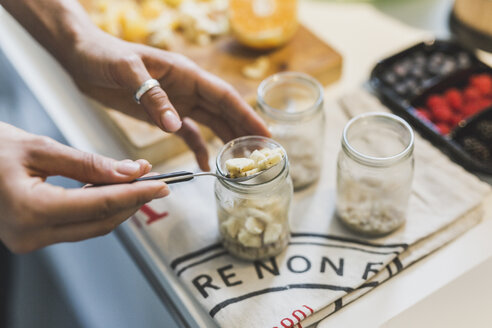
[244,217,265,235]
[217,195,290,260]
[263,223,283,244]
[237,229,262,248]
[221,216,242,239]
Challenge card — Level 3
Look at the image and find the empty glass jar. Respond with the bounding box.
[215,136,293,260]
[257,72,325,190]
[336,113,415,236]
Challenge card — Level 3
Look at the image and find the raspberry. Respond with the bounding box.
[470,74,492,95]
[436,123,451,135]
[415,108,432,121]
[444,88,463,110]
[464,87,481,102]
[476,98,492,111]
[462,101,483,117]
[426,95,446,111]
[431,104,453,123]
[449,114,462,127]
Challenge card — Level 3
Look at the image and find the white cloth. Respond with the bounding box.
[132,90,490,327]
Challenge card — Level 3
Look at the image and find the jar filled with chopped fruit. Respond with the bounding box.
[215,136,293,260]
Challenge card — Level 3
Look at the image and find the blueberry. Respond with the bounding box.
[393,64,408,77]
[382,71,398,84]
[462,137,491,162]
[476,120,492,142]
[412,52,427,65]
[457,52,472,68]
[394,82,407,94]
[410,66,425,79]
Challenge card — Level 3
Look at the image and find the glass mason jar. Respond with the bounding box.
[336,113,415,236]
[215,136,293,261]
[257,72,325,190]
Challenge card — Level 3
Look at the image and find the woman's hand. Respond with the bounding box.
[67,30,270,171]
[0,122,169,253]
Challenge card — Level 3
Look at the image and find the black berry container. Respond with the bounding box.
[370,39,492,175]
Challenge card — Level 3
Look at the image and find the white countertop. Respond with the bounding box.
[1,1,492,327]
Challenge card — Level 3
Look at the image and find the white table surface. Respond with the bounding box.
[1,1,492,327]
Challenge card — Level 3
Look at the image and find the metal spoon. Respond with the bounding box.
[88,162,281,188]
[134,166,275,185]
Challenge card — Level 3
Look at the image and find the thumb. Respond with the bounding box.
[27,137,152,184]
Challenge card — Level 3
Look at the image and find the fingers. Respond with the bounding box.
[76,82,153,123]
[140,49,270,137]
[47,206,141,245]
[9,198,147,253]
[117,55,182,133]
[140,86,182,132]
[188,108,236,142]
[2,177,168,253]
[195,71,271,137]
[176,118,210,171]
[33,179,168,225]
[26,137,151,184]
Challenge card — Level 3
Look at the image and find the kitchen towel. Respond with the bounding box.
[131,90,491,327]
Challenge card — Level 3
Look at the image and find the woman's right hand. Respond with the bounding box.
[0,122,169,253]
[67,29,270,171]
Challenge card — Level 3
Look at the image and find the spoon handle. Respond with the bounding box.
[135,171,195,184]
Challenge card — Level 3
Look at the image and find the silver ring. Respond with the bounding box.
[134,79,160,104]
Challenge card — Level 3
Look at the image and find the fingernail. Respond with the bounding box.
[154,185,170,198]
[115,160,141,175]
[136,159,152,173]
[161,111,182,132]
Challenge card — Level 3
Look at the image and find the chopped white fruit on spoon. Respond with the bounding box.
[225,158,255,177]
[225,147,285,178]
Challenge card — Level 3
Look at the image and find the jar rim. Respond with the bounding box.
[257,72,324,121]
[342,112,415,167]
[215,135,289,192]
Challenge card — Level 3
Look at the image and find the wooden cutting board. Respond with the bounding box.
[102,25,343,164]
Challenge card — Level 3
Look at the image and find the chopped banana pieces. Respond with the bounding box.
[258,152,282,171]
[242,56,270,80]
[221,216,242,239]
[221,206,284,248]
[249,149,266,165]
[81,0,228,47]
[244,217,264,235]
[243,207,274,224]
[237,229,262,248]
[225,147,284,178]
[225,158,255,177]
[263,223,283,244]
